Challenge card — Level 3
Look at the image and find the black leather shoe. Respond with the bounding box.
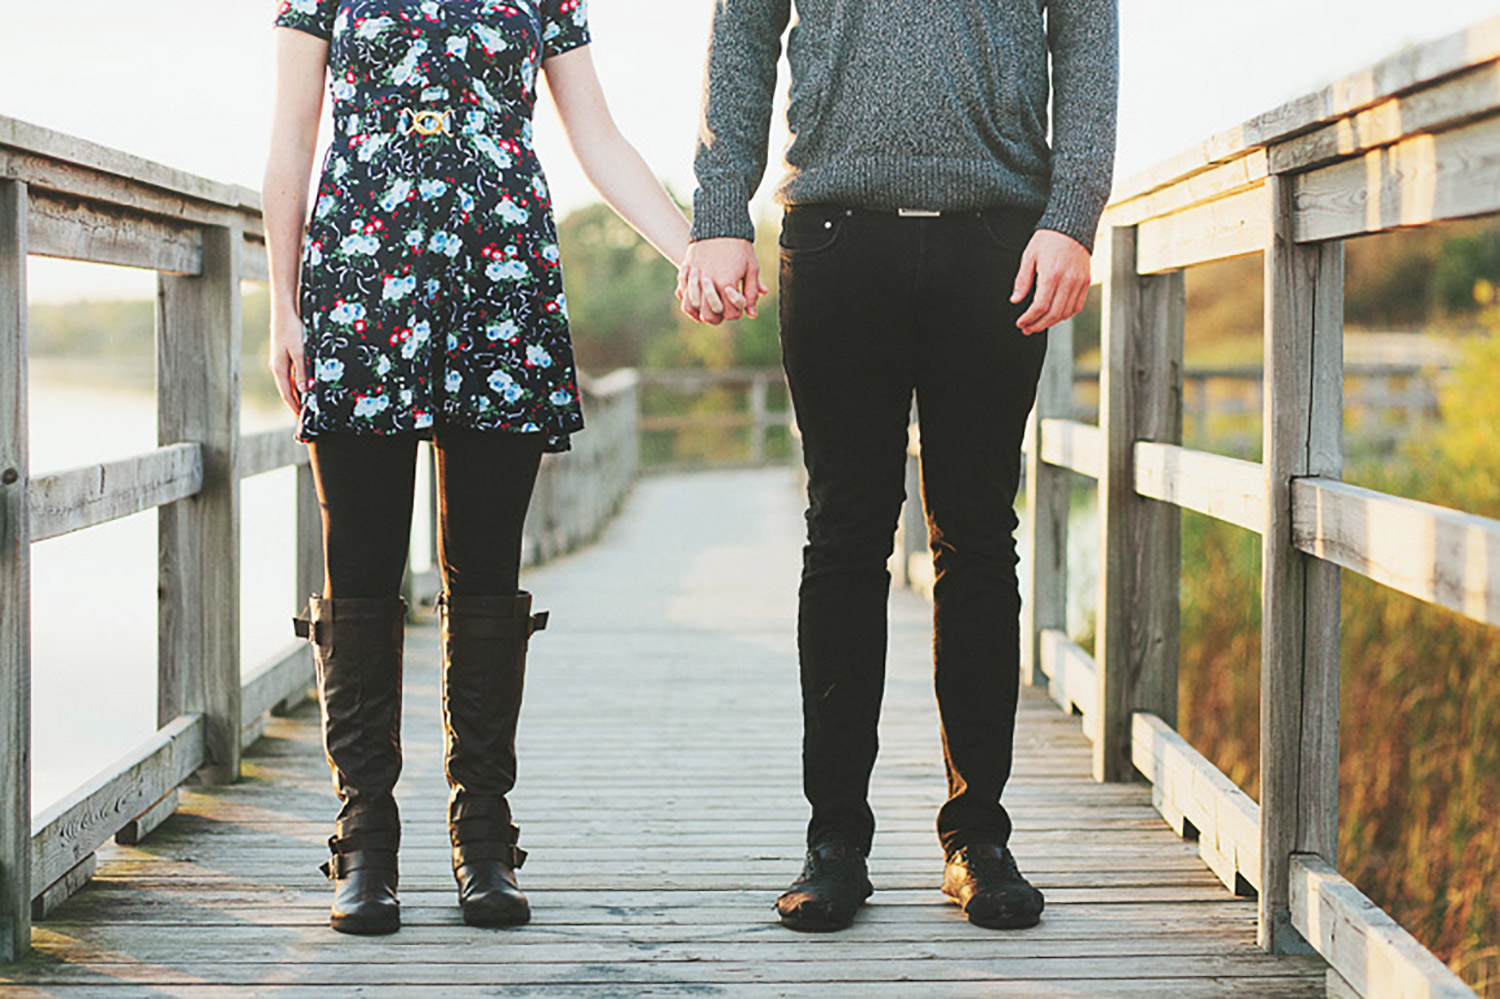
[454,837,531,927]
[941,843,1044,929]
[322,832,400,935]
[776,841,873,932]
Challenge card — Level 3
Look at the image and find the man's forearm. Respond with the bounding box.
[690,0,791,242]
[1040,0,1119,249]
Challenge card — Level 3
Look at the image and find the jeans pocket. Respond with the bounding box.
[978,211,1034,256]
[779,207,846,258]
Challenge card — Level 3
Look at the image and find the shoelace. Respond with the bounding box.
[959,848,1023,883]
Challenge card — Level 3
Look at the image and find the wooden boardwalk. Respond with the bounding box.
[4,468,1325,997]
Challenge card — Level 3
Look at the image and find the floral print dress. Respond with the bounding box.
[275,0,590,451]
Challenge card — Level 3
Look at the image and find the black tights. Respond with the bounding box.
[307,426,546,600]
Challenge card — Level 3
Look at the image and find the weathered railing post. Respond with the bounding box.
[157,223,243,784]
[1095,227,1184,781]
[748,373,769,464]
[1260,174,1343,952]
[0,180,32,962]
[1022,319,1074,687]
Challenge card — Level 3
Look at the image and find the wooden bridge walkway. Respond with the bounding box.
[4,469,1324,998]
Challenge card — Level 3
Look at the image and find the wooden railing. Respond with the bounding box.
[638,368,794,469]
[1068,360,1449,455]
[0,116,640,960]
[906,17,1500,999]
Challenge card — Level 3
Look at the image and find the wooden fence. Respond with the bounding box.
[907,17,1500,999]
[1070,359,1450,455]
[637,367,794,470]
[0,116,640,961]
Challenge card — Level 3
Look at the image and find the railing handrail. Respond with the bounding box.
[1106,16,1500,210]
[0,113,641,962]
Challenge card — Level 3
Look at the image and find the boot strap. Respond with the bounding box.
[442,612,548,639]
[295,596,408,641]
[453,840,527,870]
[321,849,398,880]
[330,826,400,850]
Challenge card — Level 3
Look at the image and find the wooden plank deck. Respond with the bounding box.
[2,468,1326,997]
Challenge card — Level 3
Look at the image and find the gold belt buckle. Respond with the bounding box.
[404,109,452,137]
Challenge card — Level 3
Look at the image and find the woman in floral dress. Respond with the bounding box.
[263,0,700,935]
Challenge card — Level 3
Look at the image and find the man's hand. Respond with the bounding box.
[677,237,769,325]
[1012,229,1093,336]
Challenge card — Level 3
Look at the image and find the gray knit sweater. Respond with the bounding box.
[690,0,1119,250]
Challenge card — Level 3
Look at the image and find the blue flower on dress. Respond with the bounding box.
[393,40,430,87]
[526,344,553,368]
[316,358,345,382]
[486,319,520,342]
[383,274,418,301]
[380,179,414,213]
[447,35,469,58]
[486,259,528,282]
[420,179,448,200]
[340,233,381,256]
[353,395,391,418]
[549,388,573,406]
[473,22,509,54]
[495,197,528,225]
[329,301,367,325]
[487,369,525,403]
[356,16,394,39]
[446,369,464,394]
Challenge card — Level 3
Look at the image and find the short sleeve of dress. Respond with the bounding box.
[541,0,591,59]
[274,0,338,41]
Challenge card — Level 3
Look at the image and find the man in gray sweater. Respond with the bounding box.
[680,0,1117,932]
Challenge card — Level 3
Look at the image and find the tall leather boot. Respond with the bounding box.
[439,591,548,927]
[296,594,407,935]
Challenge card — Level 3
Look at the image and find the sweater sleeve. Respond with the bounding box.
[689,0,792,243]
[1037,0,1119,251]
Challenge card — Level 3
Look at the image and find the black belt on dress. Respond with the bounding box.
[333,105,522,137]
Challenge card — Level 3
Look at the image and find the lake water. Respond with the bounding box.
[25,370,436,815]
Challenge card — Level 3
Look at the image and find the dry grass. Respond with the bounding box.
[1177,332,1500,995]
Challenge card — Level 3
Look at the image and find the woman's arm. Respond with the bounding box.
[542,47,691,268]
[262,29,328,416]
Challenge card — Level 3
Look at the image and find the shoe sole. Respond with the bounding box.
[962,908,1043,930]
[462,903,532,928]
[329,913,401,935]
[942,888,1043,930]
[778,909,857,932]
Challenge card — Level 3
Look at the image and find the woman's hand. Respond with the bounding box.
[269,304,306,417]
[263,28,327,418]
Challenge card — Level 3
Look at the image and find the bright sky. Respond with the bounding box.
[5,0,1499,302]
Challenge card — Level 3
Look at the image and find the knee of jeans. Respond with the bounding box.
[804,511,901,571]
[927,528,1020,571]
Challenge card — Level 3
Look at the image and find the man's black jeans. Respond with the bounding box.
[778,204,1050,858]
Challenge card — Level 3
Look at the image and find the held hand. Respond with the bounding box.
[268,306,306,417]
[676,237,769,325]
[1012,229,1093,336]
